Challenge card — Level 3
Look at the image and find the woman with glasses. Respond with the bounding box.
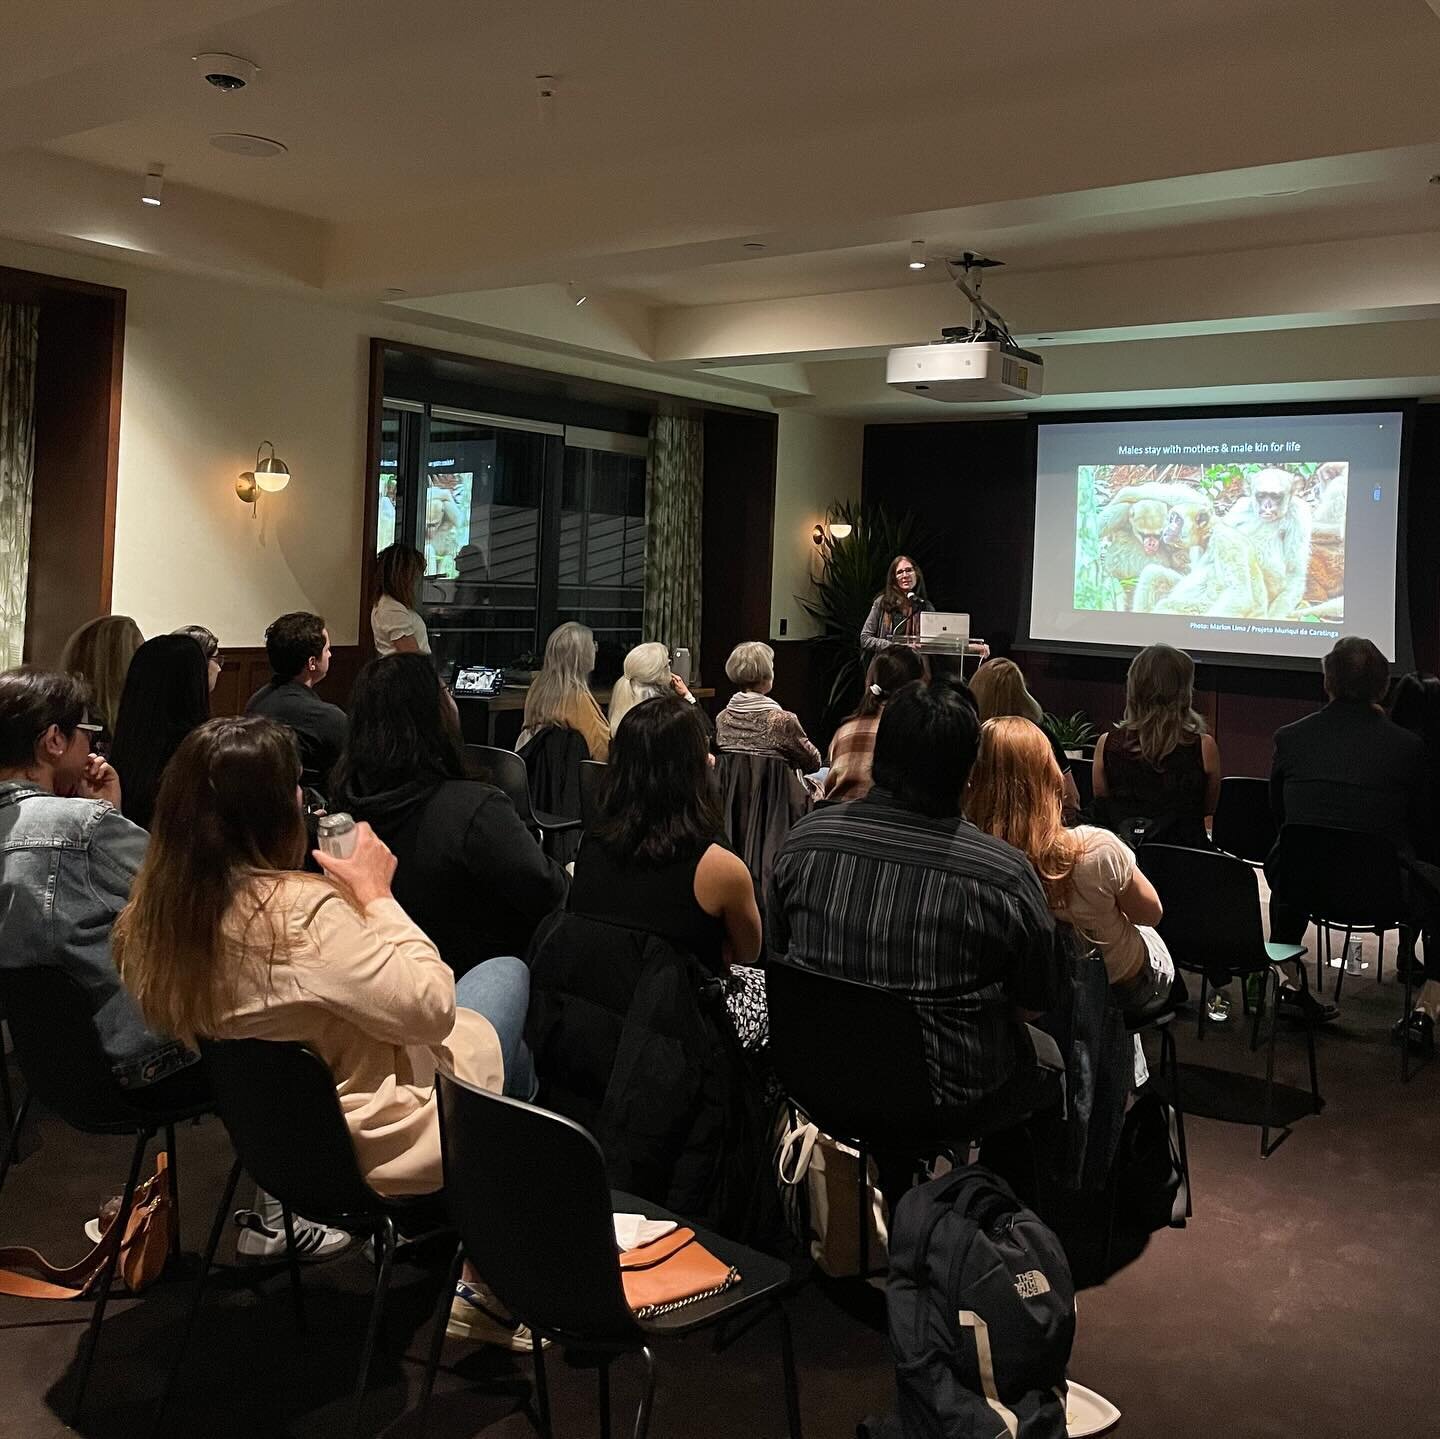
[860,555,935,653]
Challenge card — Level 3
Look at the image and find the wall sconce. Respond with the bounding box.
[236,440,292,516]
[811,519,854,547]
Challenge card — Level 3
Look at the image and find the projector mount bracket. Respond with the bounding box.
[939,252,1018,349]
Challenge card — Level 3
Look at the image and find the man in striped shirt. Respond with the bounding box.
[768,681,1063,1119]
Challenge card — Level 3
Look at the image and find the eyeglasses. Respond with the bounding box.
[895,566,916,577]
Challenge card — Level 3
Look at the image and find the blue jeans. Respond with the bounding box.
[454,956,537,1101]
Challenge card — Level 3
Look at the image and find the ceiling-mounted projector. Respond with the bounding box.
[886,339,1043,402]
[886,251,1043,402]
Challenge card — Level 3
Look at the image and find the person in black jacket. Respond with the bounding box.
[245,612,348,797]
[331,654,567,976]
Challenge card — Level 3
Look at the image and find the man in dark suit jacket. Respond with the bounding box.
[1266,637,1436,1033]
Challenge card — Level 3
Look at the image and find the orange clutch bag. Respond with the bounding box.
[618,1227,740,1318]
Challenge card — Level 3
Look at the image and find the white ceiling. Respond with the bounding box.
[5,0,1440,416]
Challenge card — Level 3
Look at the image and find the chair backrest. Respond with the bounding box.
[197,1037,385,1225]
[1142,844,1271,977]
[1070,756,1094,811]
[1211,776,1276,865]
[715,751,809,896]
[1266,823,1406,923]
[465,744,537,826]
[0,966,148,1132]
[579,758,606,831]
[437,1069,638,1344]
[765,960,935,1146]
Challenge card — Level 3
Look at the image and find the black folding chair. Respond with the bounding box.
[0,967,213,1423]
[1145,844,1322,1157]
[421,1071,801,1439]
[1211,777,1276,866]
[1127,981,1193,1218]
[154,1038,450,1438]
[1069,756,1094,812]
[466,743,582,842]
[579,758,607,831]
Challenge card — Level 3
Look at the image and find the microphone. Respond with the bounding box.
[905,589,917,602]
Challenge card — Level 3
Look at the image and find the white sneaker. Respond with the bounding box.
[233,1209,352,1263]
[446,1280,545,1351]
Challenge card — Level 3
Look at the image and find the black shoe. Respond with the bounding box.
[1392,1010,1435,1054]
[1277,983,1339,1024]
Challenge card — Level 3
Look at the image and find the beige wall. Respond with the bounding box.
[769,410,865,640]
[0,236,789,653]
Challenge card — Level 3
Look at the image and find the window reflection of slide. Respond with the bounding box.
[1074,461,1348,624]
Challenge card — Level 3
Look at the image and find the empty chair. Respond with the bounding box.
[1144,844,1321,1157]
[156,1038,449,1438]
[579,757,607,831]
[468,740,582,850]
[0,967,212,1422]
[1211,776,1277,866]
[423,1069,801,1439]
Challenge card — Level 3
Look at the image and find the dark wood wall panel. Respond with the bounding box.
[863,406,1440,776]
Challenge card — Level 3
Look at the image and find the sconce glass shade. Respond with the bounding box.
[255,455,291,492]
[828,522,853,540]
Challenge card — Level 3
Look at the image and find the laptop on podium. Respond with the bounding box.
[920,611,970,648]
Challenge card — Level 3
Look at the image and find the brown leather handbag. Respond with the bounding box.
[618,1226,739,1319]
[0,1150,173,1299]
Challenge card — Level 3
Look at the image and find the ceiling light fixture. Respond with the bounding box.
[567,282,588,306]
[743,242,767,251]
[908,239,927,270]
[209,133,288,158]
[141,164,164,206]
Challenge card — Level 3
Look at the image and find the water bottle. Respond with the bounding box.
[317,812,358,859]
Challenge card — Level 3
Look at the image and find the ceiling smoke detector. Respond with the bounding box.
[193,53,259,91]
[209,133,288,158]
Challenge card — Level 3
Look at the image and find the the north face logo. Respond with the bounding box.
[1014,1269,1051,1299]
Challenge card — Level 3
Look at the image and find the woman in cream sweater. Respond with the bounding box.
[117,715,537,1347]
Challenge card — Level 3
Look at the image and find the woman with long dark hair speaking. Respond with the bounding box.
[860,554,934,653]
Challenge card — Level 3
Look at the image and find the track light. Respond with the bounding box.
[908,239,927,270]
[567,282,588,306]
[142,164,164,207]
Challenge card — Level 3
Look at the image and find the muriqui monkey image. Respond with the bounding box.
[1301,461,1347,615]
[1133,497,1270,618]
[1095,483,1195,608]
[1227,466,1313,619]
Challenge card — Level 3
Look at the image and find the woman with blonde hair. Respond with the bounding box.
[970,657,1080,820]
[59,615,143,743]
[518,620,611,760]
[371,544,430,657]
[968,716,1175,1017]
[607,641,696,731]
[1092,643,1219,850]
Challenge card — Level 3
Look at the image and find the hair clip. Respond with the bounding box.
[869,683,883,696]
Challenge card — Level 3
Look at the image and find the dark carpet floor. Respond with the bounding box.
[2,929,1437,1439]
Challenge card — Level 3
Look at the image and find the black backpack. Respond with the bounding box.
[870,1166,1076,1439]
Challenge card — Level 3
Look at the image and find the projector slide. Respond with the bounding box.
[1028,410,1405,664]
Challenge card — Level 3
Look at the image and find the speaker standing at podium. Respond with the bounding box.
[860,555,935,653]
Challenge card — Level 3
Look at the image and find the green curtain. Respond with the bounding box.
[644,413,704,678]
[0,304,39,670]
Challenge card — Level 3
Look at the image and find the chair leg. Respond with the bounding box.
[346,1216,395,1439]
[1249,971,1266,1052]
[777,1302,804,1439]
[532,1323,553,1439]
[152,1156,242,1436]
[1401,966,1415,1085]
[598,1357,613,1439]
[856,1143,870,1279]
[0,1089,32,1197]
[632,1344,658,1439]
[417,1243,465,1439]
[165,1124,181,1260]
[1260,971,1285,1159]
[1162,1026,1193,1219]
[72,1127,152,1423]
[1197,974,1209,1042]
[1377,929,1385,985]
[1333,928,1353,1005]
[1316,923,1328,994]
[281,1205,308,1334]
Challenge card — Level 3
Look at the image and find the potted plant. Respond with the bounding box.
[800,501,924,720]
[1042,709,1098,759]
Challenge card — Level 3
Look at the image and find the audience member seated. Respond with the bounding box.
[0,668,199,1095]
[371,543,431,657]
[116,716,537,1346]
[821,644,925,802]
[173,624,223,692]
[607,641,698,730]
[332,653,568,977]
[528,696,771,1236]
[245,611,348,796]
[109,634,211,831]
[968,716,1175,1020]
[769,681,1064,1130]
[1389,672,1440,1048]
[970,657,1081,821]
[58,614,143,749]
[1092,643,1219,850]
[715,641,821,772]
[517,619,611,761]
[1267,638,1433,1032]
